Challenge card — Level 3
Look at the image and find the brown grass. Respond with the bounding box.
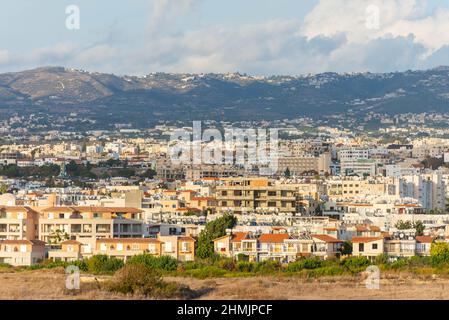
[0,269,449,300]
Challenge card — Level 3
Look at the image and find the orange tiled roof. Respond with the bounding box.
[0,239,46,246]
[416,236,434,244]
[96,238,161,244]
[177,236,196,242]
[311,234,343,243]
[352,237,383,243]
[258,233,290,243]
[61,240,82,245]
[231,232,249,242]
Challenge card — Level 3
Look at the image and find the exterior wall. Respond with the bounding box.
[216,178,298,214]
[0,242,45,266]
[352,239,384,258]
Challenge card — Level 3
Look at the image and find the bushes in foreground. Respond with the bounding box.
[105,264,193,298]
[127,254,178,272]
[86,255,124,274]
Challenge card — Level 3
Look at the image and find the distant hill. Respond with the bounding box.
[1,66,449,127]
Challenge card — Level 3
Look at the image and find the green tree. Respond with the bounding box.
[340,241,353,255]
[395,220,413,230]
[284,167,291,178]
[196,213,237,259]
[413,221,425,236]
[430,242,449,265]
[0,184,8,194]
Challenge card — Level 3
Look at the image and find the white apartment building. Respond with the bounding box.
[396,174,446,210]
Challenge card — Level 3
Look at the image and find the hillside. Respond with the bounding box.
[1,66,449,128]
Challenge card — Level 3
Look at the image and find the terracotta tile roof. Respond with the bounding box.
[352,237,383,243]
[231,232,249,242]
[41,207,76,213]
[61,240,82,245]
[191,197,216,201]
[74,206,143,213]
[0,240,46,246]
[356,225,380,232]
[258,233,290,243]
[0,206,38,213]
[416,236,434,244]
[311,234,343,243]
[177,236,196,242]
[96,238,161,244]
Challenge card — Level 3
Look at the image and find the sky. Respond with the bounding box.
[2,0,449,75]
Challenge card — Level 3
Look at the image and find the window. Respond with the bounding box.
[165,242,172,252]
[359,243,365,252]
[182,242,190,252]
[100,243,107,251]
[59,213,65,219]
[372,243,378,250]
[117,244,123,251]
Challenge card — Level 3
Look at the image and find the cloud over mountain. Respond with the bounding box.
[1,1,449,75]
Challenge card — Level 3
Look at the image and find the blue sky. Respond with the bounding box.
[2,0,449,75]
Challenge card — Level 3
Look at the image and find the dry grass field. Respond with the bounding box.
[1,268,449,300]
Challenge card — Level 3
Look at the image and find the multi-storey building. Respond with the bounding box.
[0,206,39,240]
[0,239,46,266]
[216,178,298,214]
[213,231,342,262]
[277,153,331,176]
[37,206,145,248]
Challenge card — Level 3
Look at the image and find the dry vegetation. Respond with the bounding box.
[1,268,449,300]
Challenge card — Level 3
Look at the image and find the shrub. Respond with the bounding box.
[390,258,408,269]
[430,242,449,266]
[237,253,250,262]
[106,264,192,298]
[407,255,431,267]
[0,263,11,269]
[86,255,124,274]
[253,260,282,274]
[341,256,371,273]
[214,258,236,271]
[127,254,178,272]
[184,266,227,279]
[236,261,254,273]
[286,258,323,272]
[306,266,345,277]
[374,253,389,265]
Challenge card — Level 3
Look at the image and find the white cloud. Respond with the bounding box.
[149,0,200,31]
[2,1,449,75]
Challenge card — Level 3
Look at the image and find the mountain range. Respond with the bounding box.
[1,66,449,128]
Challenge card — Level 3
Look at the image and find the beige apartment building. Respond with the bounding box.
[36,206,145,248]
[93,236,195,262]
[216,178,298,214]
[48,240,85,262]
[277,152,331,176]
[95,238,163,261]
[0,239,46,266]
[326,178,386,200]
[213,232,342,262]
[0,206,39,240]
